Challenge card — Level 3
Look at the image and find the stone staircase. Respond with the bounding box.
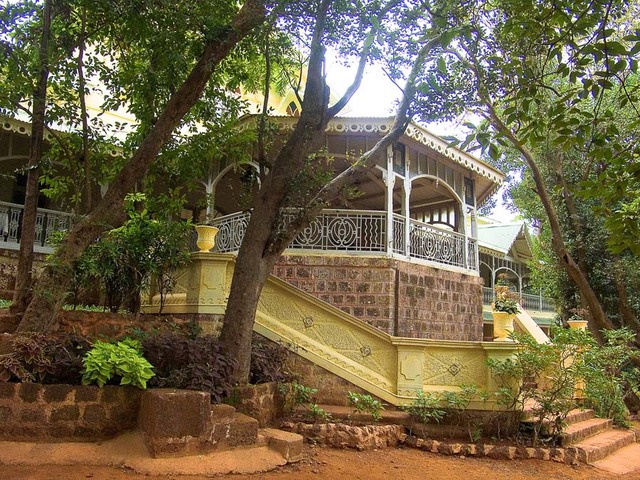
[522,407,638,464]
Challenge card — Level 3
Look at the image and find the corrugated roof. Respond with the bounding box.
[477,223,529,255]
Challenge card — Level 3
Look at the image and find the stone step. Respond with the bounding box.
[306,404,412,426]
[569,428,637,463]
[521,407,594,426]
[591,441,640,474]
[262,428,304,462]
[228,412,259,447]
[560,417,612,447]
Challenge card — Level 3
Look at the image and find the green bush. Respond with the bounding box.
[347,392,385,421]
[581,328,640,426]
[401,390,446,425]
[0,333,91,384]
[487,327,592,446]
[82,338,155,389]
[75,193,192,313]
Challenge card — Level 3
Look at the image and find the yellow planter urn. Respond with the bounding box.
[492,311,516,342]
[195,225,219,253]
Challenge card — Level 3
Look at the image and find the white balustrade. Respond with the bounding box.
[0,201,72,250]
[211,209,480,271]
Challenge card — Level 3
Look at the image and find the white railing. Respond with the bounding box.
[0,201,72,249]
[211,209,479,271]
[212,211,250,252]
[482,286,556,313]
[409,219,465,268]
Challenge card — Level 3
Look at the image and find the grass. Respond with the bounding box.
[0,299,113,313]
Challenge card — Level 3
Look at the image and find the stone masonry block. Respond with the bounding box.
[0,381,16,399]
[139,389,210,439]
[17,383,41,403]
[43,384,73,403]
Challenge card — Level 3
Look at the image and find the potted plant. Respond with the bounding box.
[492,274,520,342]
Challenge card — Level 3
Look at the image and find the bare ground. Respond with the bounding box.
[2,444,640,480]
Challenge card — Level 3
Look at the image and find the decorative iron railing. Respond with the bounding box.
[212,211,250,252]
[0,201,72,250]
[482,286,556,313]
[409,219,465,268]
[211,209,479,271]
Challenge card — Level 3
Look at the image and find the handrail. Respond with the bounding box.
[211,209,479,272]
[0,201,73,248]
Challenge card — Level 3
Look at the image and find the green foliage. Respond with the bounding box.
[250,333,291,385]
[307,403,332,422]
[401,390,446,425]
[0,333,90,384]
[0,299,10,309]
[141,331,236,403]
[75,194,192,313]
[279,382,331,422]
[82,338,154,389]
[493,278,521,314]
[581,328,640,426]
[487,327,592,446]
[401,385,486,441]
[346,391,385,421]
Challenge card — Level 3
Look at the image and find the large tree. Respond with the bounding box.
[416,0,640,343]
[219,0,473,383]
[7,0,267,331]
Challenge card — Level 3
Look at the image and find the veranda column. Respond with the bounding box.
[403,175,411,259]
[385,145,395,255]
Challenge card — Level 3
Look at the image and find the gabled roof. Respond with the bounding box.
[477,222,533,260]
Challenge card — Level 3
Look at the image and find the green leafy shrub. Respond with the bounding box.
[401,390,447,425]
[279,382,331,422]
[487,327,592,446]
[401,386,488,441]
[141,332,236,402]
[581,328,640,426]
[82,338,155,389]
[0,333,90,384]
[0,299,11,309]
[74,193,192,313]
[250,333,291,384]
[347,391,385,421]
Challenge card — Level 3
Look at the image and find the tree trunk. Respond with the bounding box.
[16,0,266,333]
[483,100,615,344]
[219,22,436,384]
[11,0,52,318]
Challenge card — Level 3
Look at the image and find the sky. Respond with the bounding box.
[324,60,520,224]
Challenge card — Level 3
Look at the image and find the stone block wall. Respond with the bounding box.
[395,262,484,341]
[273,254,483,341]
[286,354,382,407]
[0,382,141,441]
[55,311,222,339]
[232,382,283,427]
[0,248,48,300]
[273,255,396,334]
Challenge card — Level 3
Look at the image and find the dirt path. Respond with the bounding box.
[2,444,639,480]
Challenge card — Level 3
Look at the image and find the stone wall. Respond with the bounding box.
[0,382,141,441]
[55,310,223,338]
[286,354,382,407]
[0,248,48,300]
[273,254,483,341]
[232,382,283,427]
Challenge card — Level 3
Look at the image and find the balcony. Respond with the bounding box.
[212,209,479,272]
[0,201,73,253]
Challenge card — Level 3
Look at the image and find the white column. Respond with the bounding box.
[403,175,411,258]
[385,145,395,255]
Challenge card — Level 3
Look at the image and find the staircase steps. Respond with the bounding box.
[569,428,637,464]
[521,404,639,469]
[559,417,612,447]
